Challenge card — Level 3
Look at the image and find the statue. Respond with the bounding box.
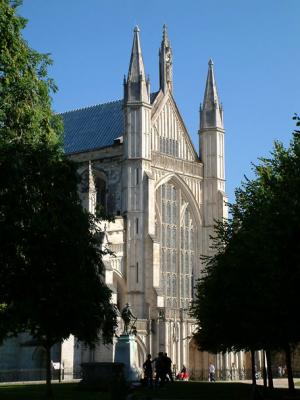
[121,303,137,335]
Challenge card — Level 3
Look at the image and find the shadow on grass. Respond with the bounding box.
[1,381,299,400]
[130,381,300,400]
[0,382,111,400]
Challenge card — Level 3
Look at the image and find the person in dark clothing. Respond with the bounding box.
[143,354,153,387]
[154,352,166,387]
[164,353,174,382]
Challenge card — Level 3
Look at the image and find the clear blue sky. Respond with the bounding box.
[20,0,300,203]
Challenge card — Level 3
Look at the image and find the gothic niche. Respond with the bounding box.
[157,182,195,310]
[165,47,172,88]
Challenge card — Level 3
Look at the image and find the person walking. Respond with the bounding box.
[209,363,216,382]
[143,354,153,387]
[164,353,174,382]
[154,352,166,387]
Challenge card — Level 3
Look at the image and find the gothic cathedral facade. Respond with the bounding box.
[0,26,235,379]
[62,25,227,375]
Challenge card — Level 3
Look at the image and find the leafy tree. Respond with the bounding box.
[0,1,117,397]
[0,0,61,147]
[192,117,300,392]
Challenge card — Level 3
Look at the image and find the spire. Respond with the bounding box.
[128,26,146,82]
[200,59,223,129]
[125,26,150,103]
[159,24,173,93]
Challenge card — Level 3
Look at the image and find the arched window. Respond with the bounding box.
[157,182,195,310]
[94,171,107,213]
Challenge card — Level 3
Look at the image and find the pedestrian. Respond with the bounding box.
[143,354,153,387]
[164,353,174,382]
[154,352,166,387]
[209,363,215,382]
[180,365,188,380]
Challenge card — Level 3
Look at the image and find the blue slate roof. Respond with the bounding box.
[62,100,123,155]
[62,92,159,155]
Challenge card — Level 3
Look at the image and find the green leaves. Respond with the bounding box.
[0,0,117,351]
[0,0,61,148]
[192,117,300,355]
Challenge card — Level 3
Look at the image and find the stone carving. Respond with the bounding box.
[152,152,203,177]
[165,47,172,86]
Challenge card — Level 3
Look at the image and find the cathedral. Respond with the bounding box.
[61,24,228,377]
[1,25,252,380]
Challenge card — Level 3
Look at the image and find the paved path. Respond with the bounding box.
[0,379,80,386]
[240,378,300,388]
[0,377,299,387]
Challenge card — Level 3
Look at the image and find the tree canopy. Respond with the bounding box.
[0,1,117,395]
[191,116,300,390]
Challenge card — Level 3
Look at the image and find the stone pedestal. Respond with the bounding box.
[114,334,140,382]
[80,362,124,390]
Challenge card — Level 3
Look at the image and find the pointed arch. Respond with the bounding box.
[155,173,202,310]
[93,168,108,212]
[135,334,147,368]
[155,173,202,227]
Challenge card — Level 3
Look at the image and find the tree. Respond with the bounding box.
[0,0,61,147]
[0,1,117,397]
[1,143,118,394]
[192,117,300,392]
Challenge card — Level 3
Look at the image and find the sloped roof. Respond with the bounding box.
[62,92,159,155]
[62,100,123,155]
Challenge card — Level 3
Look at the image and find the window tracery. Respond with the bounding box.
[93,170,108,215]
[158,182,195,309]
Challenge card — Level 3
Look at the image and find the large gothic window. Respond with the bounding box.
[158,182,195,309]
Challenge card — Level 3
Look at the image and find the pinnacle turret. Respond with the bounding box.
[159,24,173,93]
[124,26,150,103]
[200,59,223,129]
[128,26,145,82]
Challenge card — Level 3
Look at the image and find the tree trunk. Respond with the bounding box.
[284,343,295,393]
[251,349,256,386]
[265,349,273,389]
[45,343,53,399]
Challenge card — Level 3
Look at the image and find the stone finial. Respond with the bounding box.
[200,60,223,129]
[159,24,173,93]
[125,26,150,103]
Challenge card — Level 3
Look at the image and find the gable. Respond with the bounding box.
[151,92,198,162]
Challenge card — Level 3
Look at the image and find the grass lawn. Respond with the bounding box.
[131,381,300,400]
[0,382,111,400]
[1,381,300,400]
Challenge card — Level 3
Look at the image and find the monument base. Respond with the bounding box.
[80,362,124,390]
[114,334,140,382]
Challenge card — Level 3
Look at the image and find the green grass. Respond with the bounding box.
[131,381,300,400]
[0,382,111,400]
[1,381,300,400]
